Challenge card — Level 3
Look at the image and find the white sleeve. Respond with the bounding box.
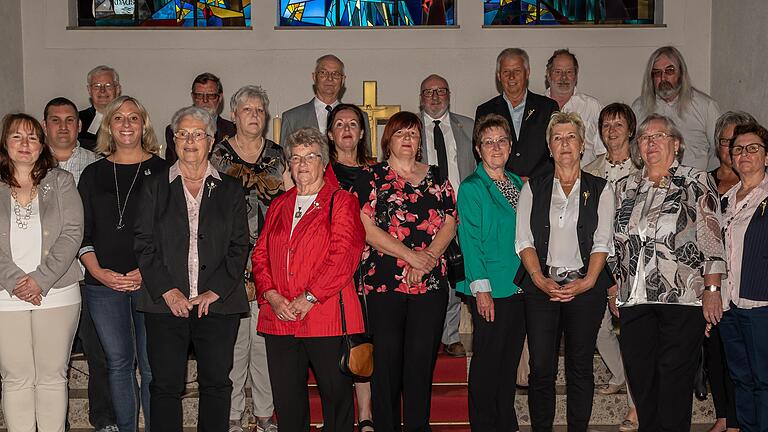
[591,182,615,254]
[515,181,535,254]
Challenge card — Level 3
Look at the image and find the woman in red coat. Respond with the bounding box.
[253,127,365,432]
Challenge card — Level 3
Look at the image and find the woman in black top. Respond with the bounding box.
[78,95,167,432]
[327,103,374,191]
[326,103,375,431]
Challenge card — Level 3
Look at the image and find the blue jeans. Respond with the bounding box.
[720,305,768,432]
[86,285,152,432]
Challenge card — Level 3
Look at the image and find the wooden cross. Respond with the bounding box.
[358,81,400,159]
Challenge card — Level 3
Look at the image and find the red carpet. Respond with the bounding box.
[308,350,469,426]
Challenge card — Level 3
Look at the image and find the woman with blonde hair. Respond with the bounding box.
[78,95,167,432]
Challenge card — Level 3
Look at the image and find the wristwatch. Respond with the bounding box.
[304,291,318,304]
[705,285,721,292]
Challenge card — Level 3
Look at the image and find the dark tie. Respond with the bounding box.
[433,120,449,181]
[325,105,333,128]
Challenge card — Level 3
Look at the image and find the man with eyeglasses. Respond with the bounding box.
[164,72,236,164]
[78,65,122,151]
[280,54,371,152]
[475,48,559,180]
[418,74,475,358]
[544,49,604,166]
[631,46,721,171]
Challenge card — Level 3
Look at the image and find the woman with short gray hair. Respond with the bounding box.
[210,85,287,432]
[613,114,726,431]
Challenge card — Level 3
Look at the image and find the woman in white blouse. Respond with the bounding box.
[0,113,84,432]
[719,121,768,431]
[514,111,615,432]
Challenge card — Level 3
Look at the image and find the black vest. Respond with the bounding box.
[514,171,614,291]
[734,197,768,301]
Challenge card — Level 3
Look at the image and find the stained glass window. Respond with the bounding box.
[484,0,656,26]
[278,0,456,27]
[78,0,251,27]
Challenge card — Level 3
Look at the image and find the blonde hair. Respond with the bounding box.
[546,111,586,144]
[95,95,160,156]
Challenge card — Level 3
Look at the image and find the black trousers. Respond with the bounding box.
[620,304,705,432]
[523,284,605,432]
[264,334,354,432]
[368,288,448,432]
[467,294,526,432]
[145,310,240,432]
[74,283,116,429]
[705,324,739,428]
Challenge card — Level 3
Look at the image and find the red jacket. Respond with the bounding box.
[253,171,366,337]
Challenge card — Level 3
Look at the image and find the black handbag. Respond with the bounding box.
[328,190,374,380]
[432,168,464,284]
[694,344,708,400]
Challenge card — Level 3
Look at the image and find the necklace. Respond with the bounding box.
[11,186,38,230]
[606,154,630,167]
[233,135,264,156]
[113,159,143,230]
[181,175,205,182]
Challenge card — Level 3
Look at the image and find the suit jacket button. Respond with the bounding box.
[201,265,207,270]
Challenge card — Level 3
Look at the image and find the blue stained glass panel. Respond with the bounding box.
[79,0,251,27]
[279,0,455,27]
[483,0,656,26]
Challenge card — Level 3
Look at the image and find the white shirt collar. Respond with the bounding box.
[168,161,221,183]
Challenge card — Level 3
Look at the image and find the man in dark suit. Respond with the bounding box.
[281,54,371,152]
[419,74,476,357]
[475,48,559,180]
[78,65,122,151]
[164,72,236,164]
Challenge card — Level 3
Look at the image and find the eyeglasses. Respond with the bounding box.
[421,88,449,98]
[718,137,733,148]
[637,132,672,145]
[173,130,210,142]
[480,137,510,148]
[393,129,419,139]
[551,133,581,145]
[651,66,677,79]
[316,70,345,81]
[192,92,220,102]
[89,83,117,92]
[731,143,766,155]
[288,152,323,165]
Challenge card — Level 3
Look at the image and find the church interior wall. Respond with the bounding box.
[0,0,25,116]
[19,0,713,143]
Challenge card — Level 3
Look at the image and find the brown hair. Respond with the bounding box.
[732,122,768,148]
[380,111,422,160]
[473,114,512,147]
[0,113,57,187]
[327,104,371,166]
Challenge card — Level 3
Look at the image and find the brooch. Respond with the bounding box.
[206,181,217,198]
[525,109,535,121]
[582,190,590,205]
[39,184,52,198]
[761,199,768,216]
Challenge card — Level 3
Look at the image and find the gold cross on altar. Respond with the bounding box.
[359,81,400,159]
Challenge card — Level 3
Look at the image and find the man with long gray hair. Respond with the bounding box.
[631,46,721,171]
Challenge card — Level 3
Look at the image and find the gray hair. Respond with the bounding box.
[715,111,757,143]
[546,111,586,144]
[315,54,345,74]
[229,85,270,116]
[170,106,217,138]
[87,65,120,85]
[633,113,686,167]
[284,127,330,166]
[496,48,530,74]
[639,46,694,118]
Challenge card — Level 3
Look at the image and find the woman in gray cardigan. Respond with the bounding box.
[0,113,84,432]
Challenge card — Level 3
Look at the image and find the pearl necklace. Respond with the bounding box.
[11,186,37,230]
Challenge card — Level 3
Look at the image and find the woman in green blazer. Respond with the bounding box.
[456,114,525,432]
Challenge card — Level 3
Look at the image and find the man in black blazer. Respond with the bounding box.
[475,48,559,180]
[163,72,236,163]
[78,65,122,151]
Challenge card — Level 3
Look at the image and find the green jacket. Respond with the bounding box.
[456,164,523,298]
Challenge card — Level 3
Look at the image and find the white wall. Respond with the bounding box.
[0,0,24,116]
[711,0,768,124]
[21,0,712,142]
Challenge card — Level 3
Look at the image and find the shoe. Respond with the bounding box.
[229,419,245,432]
[597,383,624,395]
[619,419,639,432]
[358,419,374,431]
[254,418,278,432]
[444,342,466,357]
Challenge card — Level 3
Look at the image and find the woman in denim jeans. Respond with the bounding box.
[78,96,168,432]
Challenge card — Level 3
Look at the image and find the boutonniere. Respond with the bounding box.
[206,180,217,198]
[525,109,535,121]
[658,176,670,189]
[582,190,590,205]
[144,169,151,176]
[39,183,52,198]
[761,199,768,216]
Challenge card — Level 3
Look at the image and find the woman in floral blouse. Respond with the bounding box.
[613,114,726,432]
[354,111,457,432]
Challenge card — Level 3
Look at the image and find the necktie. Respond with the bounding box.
[433,120,449,181]
[324,105,333,131]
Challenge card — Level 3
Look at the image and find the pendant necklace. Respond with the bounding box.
[114,158,143,230]
[295,206,304,218]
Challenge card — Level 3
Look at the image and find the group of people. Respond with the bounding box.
[0,43,765,432]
